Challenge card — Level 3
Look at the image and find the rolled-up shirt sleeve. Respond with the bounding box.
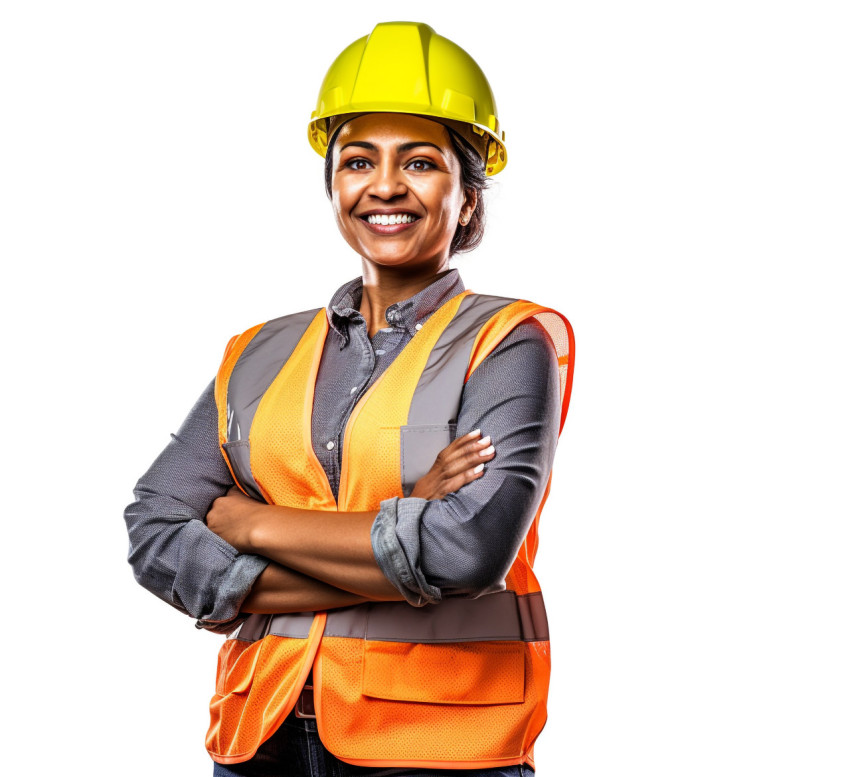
[371,318,562,605]
[123,379,271,634]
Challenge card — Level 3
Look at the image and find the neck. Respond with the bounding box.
[358,260,452,337]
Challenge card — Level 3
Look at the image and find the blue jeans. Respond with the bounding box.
[212,706,536,777]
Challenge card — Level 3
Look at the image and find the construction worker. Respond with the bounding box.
[124,21,574,777]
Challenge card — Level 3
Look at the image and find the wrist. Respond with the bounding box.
[246,503,273,555]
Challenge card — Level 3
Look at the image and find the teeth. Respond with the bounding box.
[366,213,417,225]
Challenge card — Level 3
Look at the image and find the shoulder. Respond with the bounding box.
[500,316,552,345]
[461,309,563,416]
[484,317,559,373]
[485,297,573,372]
[471,294,569,357]
[221,306,325,362]
[467,293,572,342]
[234,305,326,339]
[460,294,574,405]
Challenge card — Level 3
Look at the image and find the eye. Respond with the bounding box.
[344,157,372,171]
[407,158,436,172]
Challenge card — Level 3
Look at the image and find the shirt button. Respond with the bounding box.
[375,349,386,355]
[326,441,335,450]
[350,386,358,394]
[415,323,423,331]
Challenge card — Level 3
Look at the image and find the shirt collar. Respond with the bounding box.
[326,268,466,346]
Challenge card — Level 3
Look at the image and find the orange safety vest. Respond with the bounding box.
[207,288,575,770]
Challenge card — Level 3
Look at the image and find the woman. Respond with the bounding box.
[124,21,574,777]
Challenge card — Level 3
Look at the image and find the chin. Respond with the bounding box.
[360,247,420,265]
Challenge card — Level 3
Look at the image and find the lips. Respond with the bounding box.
[358,211,422,235]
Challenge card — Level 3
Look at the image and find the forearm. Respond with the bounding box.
[124,379,272,629]
[249,506,405,601]
[240,561,372,614]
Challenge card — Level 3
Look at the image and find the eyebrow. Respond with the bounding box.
[339,140,446,154]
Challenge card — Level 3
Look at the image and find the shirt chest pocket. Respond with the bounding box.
[399,423,457,497]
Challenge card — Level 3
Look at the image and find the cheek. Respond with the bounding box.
[331,189,344,217]
[331,186,354,225]
[332,175,366,215]
[416,180,460,222]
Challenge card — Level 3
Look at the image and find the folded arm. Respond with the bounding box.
[239,562,372,614]
[122,379,383,635]
[371,318,562,605]
[125,317,561,633]
[218,318,562,607]
[207,488,403,601]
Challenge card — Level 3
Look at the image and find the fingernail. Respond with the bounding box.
[479,445,495,457]
[477,435,491,446]
[473,462,484,473]
[467,428,481,438]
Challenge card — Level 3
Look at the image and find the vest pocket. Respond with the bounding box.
[399,423,458,497]
[361,639,525,705]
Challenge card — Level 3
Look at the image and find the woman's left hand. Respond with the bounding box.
[206,485,264,554]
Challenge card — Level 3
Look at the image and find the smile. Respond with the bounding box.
[359,213,421,235]
[366,213,418,225]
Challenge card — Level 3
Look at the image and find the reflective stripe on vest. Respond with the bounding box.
[222,307,321,502]
[207,289,574,770]
[232,590,549,644]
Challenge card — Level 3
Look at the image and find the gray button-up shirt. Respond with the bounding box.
[123,268,562,635]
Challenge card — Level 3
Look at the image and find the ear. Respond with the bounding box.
[461,188,478,224]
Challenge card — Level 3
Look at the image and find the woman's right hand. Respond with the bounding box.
[409,429,495,501]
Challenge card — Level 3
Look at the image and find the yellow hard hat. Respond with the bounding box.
[308,21,508,175]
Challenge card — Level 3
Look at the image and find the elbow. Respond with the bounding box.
[126,538,186,614]
[420,529,516,598]
[123,500,193,615]
[125,503,261,625]
[421,476,542,599]
[441,558,512,599]
[126,549,168,602]
[124,518,159,594]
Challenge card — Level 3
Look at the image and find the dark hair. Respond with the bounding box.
[324,122,490,256]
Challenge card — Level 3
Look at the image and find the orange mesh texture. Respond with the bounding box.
[315,636,549,767]
[361,640,524,704]
[338,290,472,512]
[207,613,326,765]
[214,638,255,698]
[208,294,573,768]
[249,310,337,510]
[532,310,575,435]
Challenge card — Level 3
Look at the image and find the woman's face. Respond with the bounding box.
[330,112,474,272]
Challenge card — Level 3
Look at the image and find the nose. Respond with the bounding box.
[367,158,407,200]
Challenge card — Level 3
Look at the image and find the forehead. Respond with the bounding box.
[336,112,451,148]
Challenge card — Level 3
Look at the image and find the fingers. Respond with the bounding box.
[443,428,496,479]
[441,453,490,494]
[416,429,497,501]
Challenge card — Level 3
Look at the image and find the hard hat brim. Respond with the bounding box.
[309,110,507,176]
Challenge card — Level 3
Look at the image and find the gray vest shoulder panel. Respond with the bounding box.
[226,308,322,443]
[399,293,518,495]
[222,294,522,501]
[223,307,322,502]
[407,293,518,426]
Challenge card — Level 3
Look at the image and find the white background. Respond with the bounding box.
[2,1,848,775]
